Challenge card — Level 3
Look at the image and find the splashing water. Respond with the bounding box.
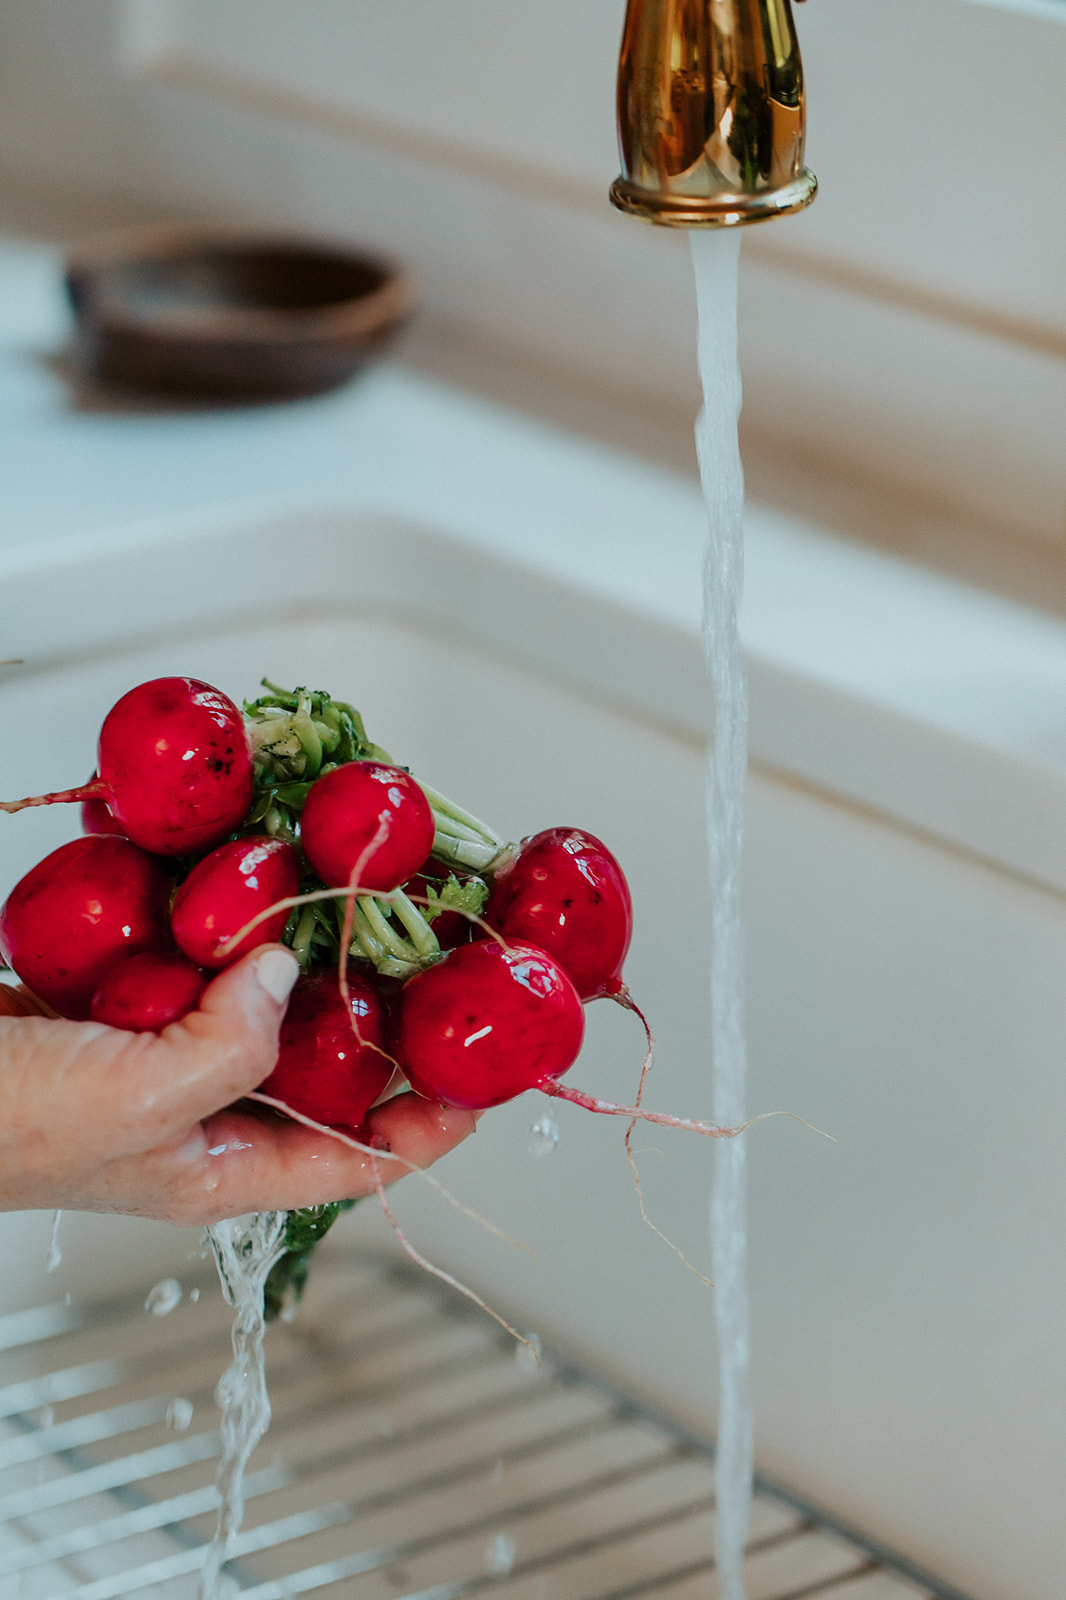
[198,1212,288,1600]
[527,1110,560,1158]
[44,1210,62,1274]
[166,1396,195,1432]
[485,1532,517,1576]
[691,228,752,1600]
[514,1331,542,1370]
[144,1277,183,1316]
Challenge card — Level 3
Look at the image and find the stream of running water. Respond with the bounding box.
[198,1212,288,1600]
[691,228,753,1600]
[188,231,752,1600]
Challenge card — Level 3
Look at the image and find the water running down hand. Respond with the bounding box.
[0,946,476,1224]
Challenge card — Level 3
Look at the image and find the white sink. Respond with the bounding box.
[2,501,1065,1600]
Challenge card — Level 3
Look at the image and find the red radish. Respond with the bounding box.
[1,678,254,857]
[257,966,392,1128]
[395,933,724,1141]
[171,836,300,969]
[394,939,585,1110]
[485,828,632,1002]
[0,835,173,1019]
[300,761,435,893]
[98,678,253,855]
[81,774,124,837]
[90,951,208,1032]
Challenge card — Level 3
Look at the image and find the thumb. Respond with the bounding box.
[198,945,301,1028]
[123,946,301,1136]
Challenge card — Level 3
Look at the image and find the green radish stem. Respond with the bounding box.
[244,681,506,873]
[290,906,319,967]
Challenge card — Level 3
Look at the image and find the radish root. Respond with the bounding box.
[246,1089,540,1350]
[245,1090,535,1258]
[542,1079,750,1138]
[336,819,404,1072]
[610,990,717,1288]
[0,779,105,816]
[368,1146,540,1361]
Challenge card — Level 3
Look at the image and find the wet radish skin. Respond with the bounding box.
[258,966,393,1128]
[0,835,173,1019]
[171,836,300,969]
[98,678,254,856]
[90,951,209,1032]
[395,940,585,1110]
[485,828,632,1001]
[300,761,435,893]
[81,774,125,837]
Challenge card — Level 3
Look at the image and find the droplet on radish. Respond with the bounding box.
[171,836,300,969]
[485,828,632,1001]
[257,965,393,1129]
[97,677,254,856]
[299,760,435,893]
[394,940,585,1110]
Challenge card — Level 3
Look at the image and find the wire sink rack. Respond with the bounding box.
[0,1253,981,1600]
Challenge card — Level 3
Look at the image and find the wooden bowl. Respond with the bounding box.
[65,225,414,399]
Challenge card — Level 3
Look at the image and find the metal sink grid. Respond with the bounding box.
[0,1253,980,1600]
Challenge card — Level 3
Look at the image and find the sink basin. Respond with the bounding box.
[0,505,711,1341]
[2,500,1064,1600]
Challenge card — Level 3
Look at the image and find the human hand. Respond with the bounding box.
[0,948,476,1225]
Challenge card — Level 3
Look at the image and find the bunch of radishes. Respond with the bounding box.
[0,675,638,1132]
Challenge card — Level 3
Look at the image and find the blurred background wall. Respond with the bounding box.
[0,0,1064,600]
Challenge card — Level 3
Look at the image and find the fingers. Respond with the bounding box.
[0,984,40,1019]
[0,946,480,1224]
[99,947,300,1145]
[91,1093,479,1225]
[365,1092,481,1177]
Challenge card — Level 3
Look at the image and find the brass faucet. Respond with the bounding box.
[610,0,816,227]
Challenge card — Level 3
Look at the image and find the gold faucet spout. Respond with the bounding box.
[610,0,817,227]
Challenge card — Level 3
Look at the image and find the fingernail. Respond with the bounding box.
[254,948,299,1005]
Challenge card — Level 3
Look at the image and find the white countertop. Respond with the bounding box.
[5,231,1066,896]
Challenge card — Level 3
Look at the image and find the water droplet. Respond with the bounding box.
[527,1111,559,1158]
[215,1368,241,1410]
[44,1210,63,1273]
[514,1332,542,1370]
[166,1397,194,1431]
[144,1278,183,1316]
[485,1533,515,1576]
[189,1287,201,1302]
